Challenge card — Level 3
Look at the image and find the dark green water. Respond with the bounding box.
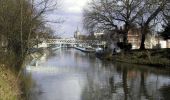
[26,48,170,100]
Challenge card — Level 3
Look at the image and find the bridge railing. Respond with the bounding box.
[47,39,106,45]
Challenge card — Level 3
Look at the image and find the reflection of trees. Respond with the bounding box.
[114,63,129,100]
[123,68,128,100]
[109,76,115,93]
[160,85,170,100]
[109,67,129,100]
[77,53,170,100]
[81,72,113,100]
[109,63,170,100]
[140,72,151,99]
[114,63,156,100]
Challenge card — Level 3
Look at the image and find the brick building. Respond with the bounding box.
[127,29,141,49]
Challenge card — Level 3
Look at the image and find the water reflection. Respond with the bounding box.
[27,48,170,100]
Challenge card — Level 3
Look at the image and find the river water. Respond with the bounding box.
[26,48,170,100]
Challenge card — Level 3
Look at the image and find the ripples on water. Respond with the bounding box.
[26,48,170,100]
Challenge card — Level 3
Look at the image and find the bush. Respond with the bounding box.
[117,42,132,51]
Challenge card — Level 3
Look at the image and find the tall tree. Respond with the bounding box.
[83,0,169,50]
[0,0,59,68]
[161,1,170,40]
[83,0,144,43]
[161,24,170,40]
[0,0,57,53]
[135,0,167,50]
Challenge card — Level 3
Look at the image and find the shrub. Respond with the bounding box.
[117,42,132,51]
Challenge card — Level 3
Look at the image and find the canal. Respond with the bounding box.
[26,48,170,100]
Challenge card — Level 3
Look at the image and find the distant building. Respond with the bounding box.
[74,27,81,39]
[107,28,141,49]
[146,34,170,49]
[167,40,170,48]
[158,38,170,48]
[74,28,88,40]
[127,29,141,49]
[127,28,170,49]
[94,33,104,38]
[109,26,170,49]
[128,31,170,49]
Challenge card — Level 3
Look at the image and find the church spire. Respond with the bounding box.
[74,26,81,39]
[76,26,79,32]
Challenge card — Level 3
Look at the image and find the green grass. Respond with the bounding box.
[114,49,170,68]
[0,65,21,100]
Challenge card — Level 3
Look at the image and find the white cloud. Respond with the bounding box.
[63,0,90,13]
[47,0,91,38]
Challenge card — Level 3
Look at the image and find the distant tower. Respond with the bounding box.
[74,27,81,39]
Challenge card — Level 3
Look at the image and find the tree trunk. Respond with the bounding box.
[123,23,129,44]
[123,33,128,44]
[140,33,146,50]
[140,26,148,50]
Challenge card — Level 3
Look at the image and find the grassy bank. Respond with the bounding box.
[97,49,170,68]
[114,49,170,68]
[0,65,21,100]
[0,50,36,100]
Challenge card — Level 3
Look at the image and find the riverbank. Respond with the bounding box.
[0,65,21,100]
[97,49,170,68]
[74,46,95,53]
[0,48,44,100]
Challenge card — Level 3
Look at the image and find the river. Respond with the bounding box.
[26,48,170,100]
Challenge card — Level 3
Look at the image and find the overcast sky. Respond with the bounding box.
[46,0,90,38]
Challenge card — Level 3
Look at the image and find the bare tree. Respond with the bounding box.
[135,0,167,50]
[0,0,59,68]
[160,1,170,40]
[83,0,169,50]
[83,0,144,43]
